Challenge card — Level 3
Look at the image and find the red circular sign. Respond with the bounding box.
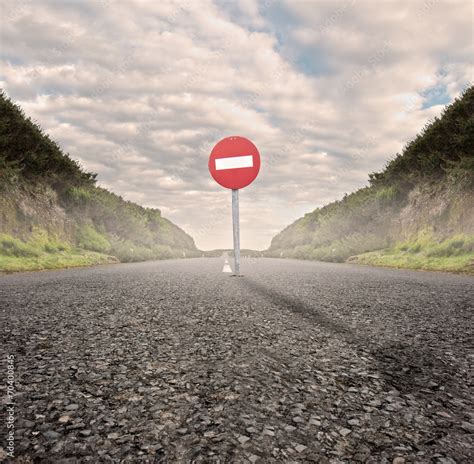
[208,136,261,190]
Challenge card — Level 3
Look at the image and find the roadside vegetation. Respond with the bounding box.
[0,230,117,272]
[0,91,199,272]
[348,232,474,273]
[267,86,474,273]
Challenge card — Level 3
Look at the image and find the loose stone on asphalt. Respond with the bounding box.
[1,258,472,462]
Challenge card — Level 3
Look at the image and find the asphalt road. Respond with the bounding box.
[1,258,473,463]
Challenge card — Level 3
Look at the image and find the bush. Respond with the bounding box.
[376,186,399,204]
[65,186,92,204]
[425,235,474,257]
[76,224,111,253]
[109,238,179,262]
[394,232,474,258]
[0,155,21,185]
[0,229,71,257]
[0,234,41,257]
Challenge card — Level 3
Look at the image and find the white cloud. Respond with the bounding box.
[0,0,471,249]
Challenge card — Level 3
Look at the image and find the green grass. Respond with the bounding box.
[0,250,117,273]
[76,224,111,253]
[1,229,71,257]
[349,233,474,274]
[349,251,473,273]
[0,231,117,273]
[266,233,388,263]
[0,228,199,273]
[109,239,177,262]
[269,232,474,274]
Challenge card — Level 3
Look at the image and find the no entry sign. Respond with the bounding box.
[208,136,261,190]
[208,136,261,276]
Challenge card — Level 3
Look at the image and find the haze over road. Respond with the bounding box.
[1,259,473,462]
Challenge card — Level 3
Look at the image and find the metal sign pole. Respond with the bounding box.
[232,189,240,276]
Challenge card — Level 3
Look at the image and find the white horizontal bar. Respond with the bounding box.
[215,155,253,170]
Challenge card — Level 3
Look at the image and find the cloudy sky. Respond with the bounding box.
[1,0,472,249]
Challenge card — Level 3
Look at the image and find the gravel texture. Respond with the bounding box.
[1,258,473,463]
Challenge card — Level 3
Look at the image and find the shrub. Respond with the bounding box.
[0,229,70,257]
[0,155,21,185]
[109,238,179,262]
[76,224,111,253]
[65,186,92,204]
[393,233,474,258]
[425,235,474,257]
[376,186,399,204]
[0,234,41,257]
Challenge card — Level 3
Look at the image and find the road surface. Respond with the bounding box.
[1,258,473,463]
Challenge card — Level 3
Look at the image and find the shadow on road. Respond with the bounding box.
[240,276,360,341]
[240,278,462,399]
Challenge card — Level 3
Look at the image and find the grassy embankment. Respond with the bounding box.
[267,86,474,273]
[0,232,116,273]
[350,232,474,273]
[0,91,199,272]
